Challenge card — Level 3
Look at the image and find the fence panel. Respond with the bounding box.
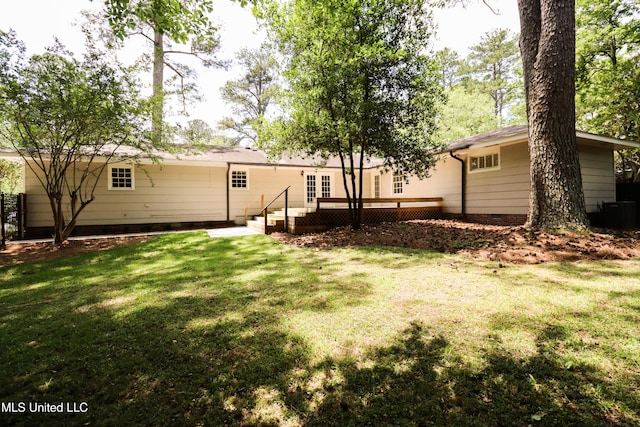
[1,193,25,244]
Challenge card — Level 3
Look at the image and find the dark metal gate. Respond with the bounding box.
[1,193,26,247]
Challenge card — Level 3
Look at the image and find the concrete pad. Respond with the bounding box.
[206,227,261,238]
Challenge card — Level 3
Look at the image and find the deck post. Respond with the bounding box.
[284,188,289,233]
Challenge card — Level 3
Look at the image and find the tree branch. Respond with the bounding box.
[482,0,499,15]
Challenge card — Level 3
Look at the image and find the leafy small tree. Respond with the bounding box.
[260,0,443,230]
[0,31,149,244]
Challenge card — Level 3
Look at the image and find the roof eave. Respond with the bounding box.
[576,131,640,150]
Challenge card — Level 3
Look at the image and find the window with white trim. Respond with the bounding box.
[469,150,500,172]
[374,175,380,198]
[392,173,404,195]
[109,166,134,190]
[231,170,248,189]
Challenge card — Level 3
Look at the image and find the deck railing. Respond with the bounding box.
[316,197,443,210]
[259,186,291,233]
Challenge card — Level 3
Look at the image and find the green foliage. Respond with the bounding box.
[434,47,462,89]
[575,0,640,182]
[0,30,149,243]
[434,28,525,140]
[177,119,215,145]
[219,45,280,146]
[100,0,217,46]
[433,86,497,143]
[459,28,523,127]
[0,158,22,194]
[260,0,444,228]
[576,0,640,139]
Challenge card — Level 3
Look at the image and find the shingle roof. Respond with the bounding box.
[445,125,528,151]
[4,125,637,165]
[139,145,386,168]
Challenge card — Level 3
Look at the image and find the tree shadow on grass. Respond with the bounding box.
[304,321,638,426]
[0,233,372,426]
[1,234,639,426]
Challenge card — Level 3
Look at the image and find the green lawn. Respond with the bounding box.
[1,232,639,426]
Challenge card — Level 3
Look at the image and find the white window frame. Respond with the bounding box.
[231,170,249,190]
[108,165,135,190]
[392,173,405,195]
[374,175,381,199]
[320,174,332,199]
[468,148,501,173]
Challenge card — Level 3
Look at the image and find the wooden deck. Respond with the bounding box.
[248,197,444,234]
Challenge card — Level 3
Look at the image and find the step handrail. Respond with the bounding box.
[259,186,291,233]
[244,193,265,225]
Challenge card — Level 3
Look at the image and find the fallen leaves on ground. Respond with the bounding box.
[0,236,152,266]
[3,220,639,266]
[271,220,640,264]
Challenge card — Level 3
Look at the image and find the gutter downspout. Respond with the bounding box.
[226,163,231,223]
[449,151,466,219]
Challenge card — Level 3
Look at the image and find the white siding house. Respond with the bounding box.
[5,125,639,236]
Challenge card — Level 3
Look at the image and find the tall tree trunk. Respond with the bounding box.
[152,29,165,143]
[518,0,589,230]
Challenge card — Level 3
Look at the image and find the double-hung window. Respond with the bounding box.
[109,166,134,190]
[392,173,404,195]
[231,171,248,189]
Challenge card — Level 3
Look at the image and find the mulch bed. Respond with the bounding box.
[271,219,640,264]
[0,236,152,267]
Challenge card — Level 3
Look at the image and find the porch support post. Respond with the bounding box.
[450,151,466,218]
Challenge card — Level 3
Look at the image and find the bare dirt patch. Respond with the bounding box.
[0,236,153,267]
[272,219,640,264]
